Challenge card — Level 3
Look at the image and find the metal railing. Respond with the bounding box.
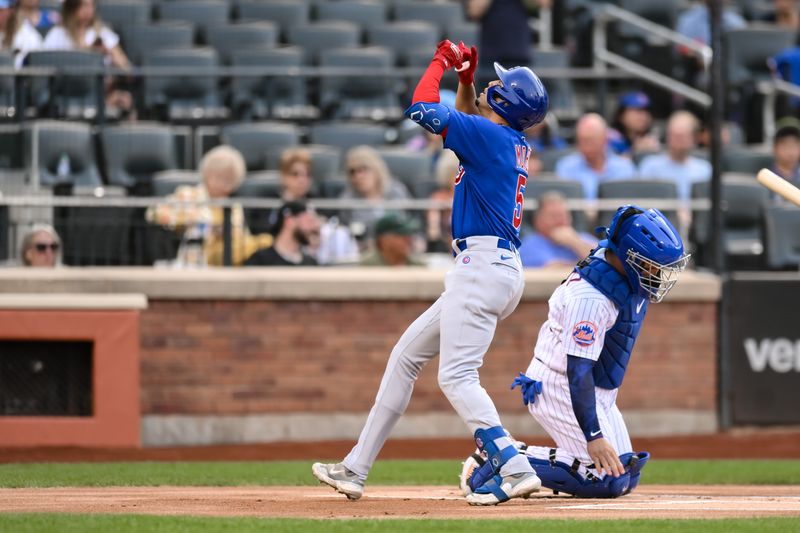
[759,78,800,144]
[593,4,713,108]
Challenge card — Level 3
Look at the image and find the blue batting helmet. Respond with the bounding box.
[487,62,549,131]
[598,205,690,303]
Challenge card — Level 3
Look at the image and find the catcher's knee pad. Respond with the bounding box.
[527,454,633,499]
[619,451,649,494]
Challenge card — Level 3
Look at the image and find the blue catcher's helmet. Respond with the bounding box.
[487,62,549,131]
[598,205,690,303]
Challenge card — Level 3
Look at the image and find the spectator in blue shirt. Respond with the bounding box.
[608,91,660,157]
[555,113,637,199]
[519,191,597,268]
[638,111,711,201]
[676,1,746,47]
[770,120,800,202]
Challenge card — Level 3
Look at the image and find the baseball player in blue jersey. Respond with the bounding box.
[313,40,549,505]
[461,205,690,498]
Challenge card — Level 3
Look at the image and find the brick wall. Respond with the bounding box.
[140,300,717,416]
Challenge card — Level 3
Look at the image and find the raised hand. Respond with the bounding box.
[456,42,478,86]
[433,39,464,70]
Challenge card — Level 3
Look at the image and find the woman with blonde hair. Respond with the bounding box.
[2,0,57,68]
[338,145,409,240]
[146,145,272,266]
[20,223,62,267]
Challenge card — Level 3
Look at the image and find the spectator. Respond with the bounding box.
[555,113,637,200]
[2,0,57,68]
[518,191,596,268]
[465,0,534,88]
[638,111,711,201]
[43,0,134,118]
[244,201,320,266]
[20,223,62,267]
[250,147,316,235]
[608,91,660,157]
[526,113,568,154]
[426,149,458,253]
[770,120,800,195]
[361,212,424,267]
[761,0,800,31]
[146,145,272,266]
[676,1,746,47]
[339,145,410,243]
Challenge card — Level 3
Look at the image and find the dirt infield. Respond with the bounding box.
[2,429,800,463]
[1,485,799,520]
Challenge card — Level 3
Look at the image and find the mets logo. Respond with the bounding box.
[572,321,597,347]
[462,256,471,264]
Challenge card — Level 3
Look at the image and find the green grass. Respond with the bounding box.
[0,516,799,533]
[0,460,799,488]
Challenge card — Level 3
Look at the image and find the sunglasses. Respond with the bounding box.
[34,243,59,253]
[348,165,369,176]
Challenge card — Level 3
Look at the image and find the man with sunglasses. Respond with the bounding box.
[313,40,549,505]
[20,224,61,267]
[461,205,690,499]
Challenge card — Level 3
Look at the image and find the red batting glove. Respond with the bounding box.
[456,43,478,86]
[432,39,463,70]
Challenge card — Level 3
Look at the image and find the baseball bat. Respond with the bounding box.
[756,168,800,207]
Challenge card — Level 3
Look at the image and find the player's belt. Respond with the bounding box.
[453,236,515,254]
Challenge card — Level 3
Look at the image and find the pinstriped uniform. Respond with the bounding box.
[524,271,633,467]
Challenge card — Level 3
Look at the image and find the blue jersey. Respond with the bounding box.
[443,108,530,248]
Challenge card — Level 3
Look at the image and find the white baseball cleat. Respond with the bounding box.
[465,471,541,506]
[311,462,364,501]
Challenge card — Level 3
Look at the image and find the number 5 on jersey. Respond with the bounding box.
[513,174,527,230]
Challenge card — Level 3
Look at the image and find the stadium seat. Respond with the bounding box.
[0,124,22,170]
[315,1,388,37]
[22,120,103,188]
[309,121,391,154]
[236,0,310,42]
[97,0,151,43]
[446,21,479,47]
[763,205,800,270]
[598,179,679,228]
[234,172,282,198]
[367,22,439,66]
[319,177,348,198]
[409,178,439,199]
[220,121,301,172]
[288,21,360,65]
[721,149,773,175]
[157,0,230,44]
[230,46,318,120]
[725,27,796,87]
[206,22,278,65]
[524,178,589,233]
[319,46,403,121]
[305,144,342,182]
[0,51,14,119]
[374,146,432,189]
[393,1,465,40]
[151,169,201,197]
[25,50,105,119]
[100,122,179,195]
[143,48,227,122]
[615,0,679,41]
[539,147,574,173]
[533,48,579,122]
[690,176,771,269]
[125,22,195,65]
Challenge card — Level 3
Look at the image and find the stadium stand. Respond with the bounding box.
[100,122,179,195]
[763,205,800,269]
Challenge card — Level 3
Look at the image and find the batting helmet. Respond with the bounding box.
[599,205,690,303]
[487,62,549,131]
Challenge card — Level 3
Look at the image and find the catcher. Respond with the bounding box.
[461,205,690,498]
